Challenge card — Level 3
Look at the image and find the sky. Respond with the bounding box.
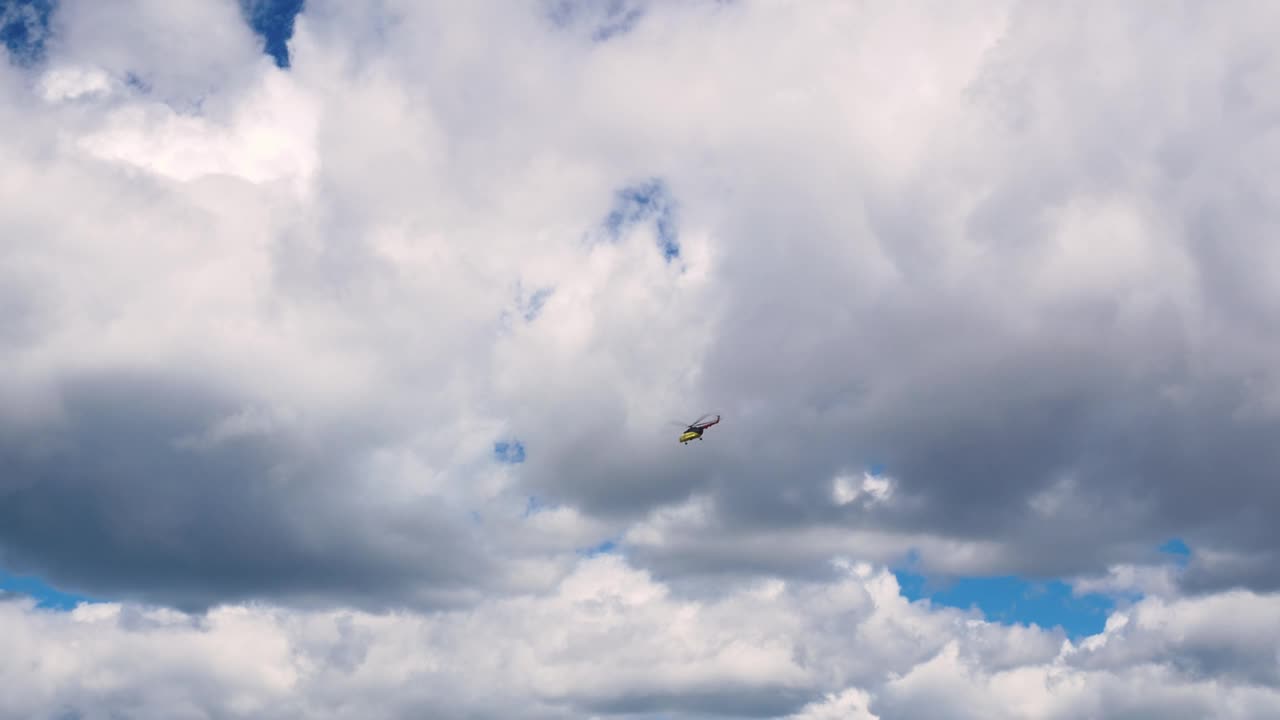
[2,0,1280,717]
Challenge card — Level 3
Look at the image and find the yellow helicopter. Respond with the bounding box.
[676,414,720,444]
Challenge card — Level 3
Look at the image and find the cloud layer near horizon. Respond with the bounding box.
[12,561,1280,717]
[3,0,1280,716]
[6,559,1280,720]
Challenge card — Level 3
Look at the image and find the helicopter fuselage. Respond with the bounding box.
[678,415,719,443]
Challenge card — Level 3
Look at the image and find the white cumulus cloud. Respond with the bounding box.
[2,0,1280,716]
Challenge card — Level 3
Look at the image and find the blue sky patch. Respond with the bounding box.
[0,569,97,610]
[547,0,646,43]
[1159,537,1191,556]
[589,6,643,42]
[895,571,1115,639]
[523,286,554,322]
[604,178,680,261]
[524,495,546,517]
[499,284,555,330]
[494,440,526,464]
[578,539,619,557]
[124,72,151,94]
[0,0,53,66]
[1158,537,1191,567]
[239,0,304,68]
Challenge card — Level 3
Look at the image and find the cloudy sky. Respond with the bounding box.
[2,0,1280,717]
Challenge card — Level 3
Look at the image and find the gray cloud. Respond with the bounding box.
[0,368,493,611]
[477,0,1280,592]
[3,565,1280,719]
[2,2,1280,715]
